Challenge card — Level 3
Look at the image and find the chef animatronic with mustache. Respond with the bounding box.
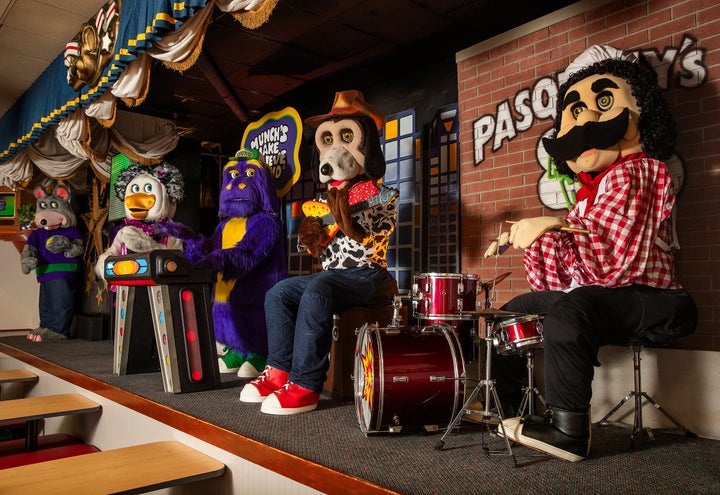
[486,46,697,462]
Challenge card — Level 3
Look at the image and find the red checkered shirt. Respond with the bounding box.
[523,155,681,291]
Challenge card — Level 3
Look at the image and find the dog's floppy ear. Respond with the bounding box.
[359,116,386,180]
[309,142,321,184]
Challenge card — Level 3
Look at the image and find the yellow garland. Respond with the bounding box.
[232,0,279,29]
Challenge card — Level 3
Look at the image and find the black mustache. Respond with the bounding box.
[543,108,630,162]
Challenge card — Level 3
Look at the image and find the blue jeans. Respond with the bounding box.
[39,278,78,336]
[265,267,396,392]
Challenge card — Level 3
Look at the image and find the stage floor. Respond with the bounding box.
[1,335,719,495]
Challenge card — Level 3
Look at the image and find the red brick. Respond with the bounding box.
[698,3,720,24]
[534,32,570,54]
[607,4,651,29]
[650,14,697,40]
[587,25,627,47]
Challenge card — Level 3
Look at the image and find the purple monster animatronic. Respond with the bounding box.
[156,149,288,378]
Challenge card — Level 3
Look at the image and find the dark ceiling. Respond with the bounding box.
[133,0,577,146]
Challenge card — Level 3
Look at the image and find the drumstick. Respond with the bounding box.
[505,220,590,234]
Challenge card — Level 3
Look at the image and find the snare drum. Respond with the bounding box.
[492,314,543,355]
[412,272,478,320]
[354,323,465,434]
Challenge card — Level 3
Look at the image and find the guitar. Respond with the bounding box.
[301,184,399,249]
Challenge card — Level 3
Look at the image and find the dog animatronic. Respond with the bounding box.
[21,185,84,342]
[486,45,697,462]
[156,149,288,378]
[240,90,399,415]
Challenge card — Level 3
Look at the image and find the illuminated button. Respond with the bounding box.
[112,260,139,275]
[165,260,178,273]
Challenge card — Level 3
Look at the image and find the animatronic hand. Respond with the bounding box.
[327,187,364,243]
[20,245,39,274]
[115,226,160,253]
[484,217,568,257]
[153,219,196,242]
[483,231,510,258]
[45,235,83,257]
[298,217,325,257]
[509,217,567,249]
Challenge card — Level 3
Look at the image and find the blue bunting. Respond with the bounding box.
[0,0,210,162]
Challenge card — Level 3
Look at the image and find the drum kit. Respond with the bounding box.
[352,270,546,459]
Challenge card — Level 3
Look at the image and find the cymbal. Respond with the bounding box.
[479,271,511,289]
[458,308,524,318]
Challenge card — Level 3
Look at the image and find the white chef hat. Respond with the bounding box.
[558,45,638,86]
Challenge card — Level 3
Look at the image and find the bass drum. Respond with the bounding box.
[354,323,465,435]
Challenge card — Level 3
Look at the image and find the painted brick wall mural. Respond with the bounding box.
[456,0,719,351]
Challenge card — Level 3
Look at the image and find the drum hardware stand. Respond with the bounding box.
[516,348,546,418]
[389,295,404,328]
[434,315,517,467]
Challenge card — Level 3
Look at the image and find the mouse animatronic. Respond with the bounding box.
[21,184,84,342]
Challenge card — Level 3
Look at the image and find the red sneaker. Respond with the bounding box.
[239,366,289,403]
[260,382,320,415]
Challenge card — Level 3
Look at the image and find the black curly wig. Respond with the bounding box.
[551,58,677,179]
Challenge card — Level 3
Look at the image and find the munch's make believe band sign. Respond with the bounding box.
[241,107,302,198]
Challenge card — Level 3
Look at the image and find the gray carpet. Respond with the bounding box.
[2,335,719,495]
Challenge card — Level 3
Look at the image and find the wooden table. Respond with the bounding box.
[0,393,101,451]
[0,441,226,494]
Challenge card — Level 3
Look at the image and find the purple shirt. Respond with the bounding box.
[26,227,82,282]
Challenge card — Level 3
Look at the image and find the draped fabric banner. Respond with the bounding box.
[0,0,210,162]
[0,0,279,187]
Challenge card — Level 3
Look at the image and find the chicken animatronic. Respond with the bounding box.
[94,162,184,281]
[22,185,84,342]
[155,149,288,378]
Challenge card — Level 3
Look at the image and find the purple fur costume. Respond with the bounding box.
[156,151,287,359]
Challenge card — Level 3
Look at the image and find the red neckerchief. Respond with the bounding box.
[575,152,648,206]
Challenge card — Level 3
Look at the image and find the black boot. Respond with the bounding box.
[501,407,590,462]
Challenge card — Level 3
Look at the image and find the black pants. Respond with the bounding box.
[499,285,697,412]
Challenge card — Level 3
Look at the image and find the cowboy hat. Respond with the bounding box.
[305,90,385,130]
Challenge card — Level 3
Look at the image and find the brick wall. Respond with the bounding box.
[456,0,719,351]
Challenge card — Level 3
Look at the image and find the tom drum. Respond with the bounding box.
[412,272,478,320]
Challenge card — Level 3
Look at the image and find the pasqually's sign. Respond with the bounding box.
[472,35,707,210]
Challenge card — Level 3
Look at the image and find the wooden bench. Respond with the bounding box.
[0,369,38,385]
[0,442,100,469]
[0,441,226,494]
[0,369,40,441]
[0,433,82,455]
[0,393,101,451]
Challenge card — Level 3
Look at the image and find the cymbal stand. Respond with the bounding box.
[516,347,546,418]
[435,314,516,466]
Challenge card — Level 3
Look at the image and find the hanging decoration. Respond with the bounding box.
[0,0,279,188]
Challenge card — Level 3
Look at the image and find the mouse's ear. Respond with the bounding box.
[53,184,71,201]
